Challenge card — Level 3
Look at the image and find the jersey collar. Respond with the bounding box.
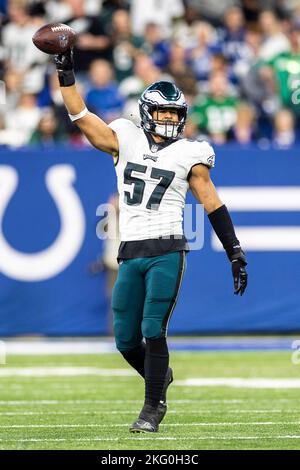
[144,130,178,153]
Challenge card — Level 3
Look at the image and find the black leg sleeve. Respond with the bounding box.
[121,342,145,378]
[144,337,169,407]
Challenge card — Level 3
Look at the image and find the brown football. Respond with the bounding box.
[32,23,77,54]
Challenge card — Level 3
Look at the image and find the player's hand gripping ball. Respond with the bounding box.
[32,23,76,54]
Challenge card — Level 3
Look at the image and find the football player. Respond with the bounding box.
[54,49,248,433]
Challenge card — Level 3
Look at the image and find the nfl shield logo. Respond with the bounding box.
[58,34,69,49]
[151,144,158,153]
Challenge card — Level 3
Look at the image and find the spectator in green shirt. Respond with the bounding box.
[191,70,239,144]
[261,24,300,117]
[109,9,144,83]
[30,111,66,148]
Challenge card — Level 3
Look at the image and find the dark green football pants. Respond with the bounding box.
[112,251,186,352]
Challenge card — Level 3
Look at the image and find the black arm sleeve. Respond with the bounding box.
[208,205,247,264]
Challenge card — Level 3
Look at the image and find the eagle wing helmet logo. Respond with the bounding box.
[139,81,188,140]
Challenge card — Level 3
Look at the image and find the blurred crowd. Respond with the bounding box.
[1,0,300,149]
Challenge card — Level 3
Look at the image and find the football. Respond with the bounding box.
[32,23,77,55]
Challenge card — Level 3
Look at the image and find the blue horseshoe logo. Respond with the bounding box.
[0,164,86,281]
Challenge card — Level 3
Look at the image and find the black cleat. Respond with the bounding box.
[129,418,158,433]
[157,367,173,424]
[129,404,159,433]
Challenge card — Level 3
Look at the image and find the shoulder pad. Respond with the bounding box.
[183,139,215,169]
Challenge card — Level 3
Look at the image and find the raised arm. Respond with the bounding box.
[189,163,248,295]
[54,49,119,158]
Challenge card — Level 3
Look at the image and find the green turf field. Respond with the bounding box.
[0,350,300,450]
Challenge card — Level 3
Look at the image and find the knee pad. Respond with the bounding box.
[142,318,163,340]
[113,317,141,352]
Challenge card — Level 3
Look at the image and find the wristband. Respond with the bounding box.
[68,107,89,122]
[57,69,75,87]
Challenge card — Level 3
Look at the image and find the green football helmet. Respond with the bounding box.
[139,81,188,140]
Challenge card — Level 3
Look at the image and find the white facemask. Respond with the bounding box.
[153,121,181,139]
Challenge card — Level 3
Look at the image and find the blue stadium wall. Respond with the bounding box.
[0,145,299,335]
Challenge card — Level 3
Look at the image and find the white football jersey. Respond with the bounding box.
[109,118,215,241]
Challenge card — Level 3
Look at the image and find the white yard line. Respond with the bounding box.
[2,342,117,355]
[1,421,300,428]
[1,436,300,442]
[0,399,242,405]
[0,367,135,377]
[175,378,300,388]
[1,368,300,389]
[0,409,297,416]
[0,398,298,406]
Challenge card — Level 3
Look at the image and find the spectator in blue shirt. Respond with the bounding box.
[0,0,6,15]
[186,21,221,83]
[217,6,248,66]
[141,22,170,69]
[85,59,124,123]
